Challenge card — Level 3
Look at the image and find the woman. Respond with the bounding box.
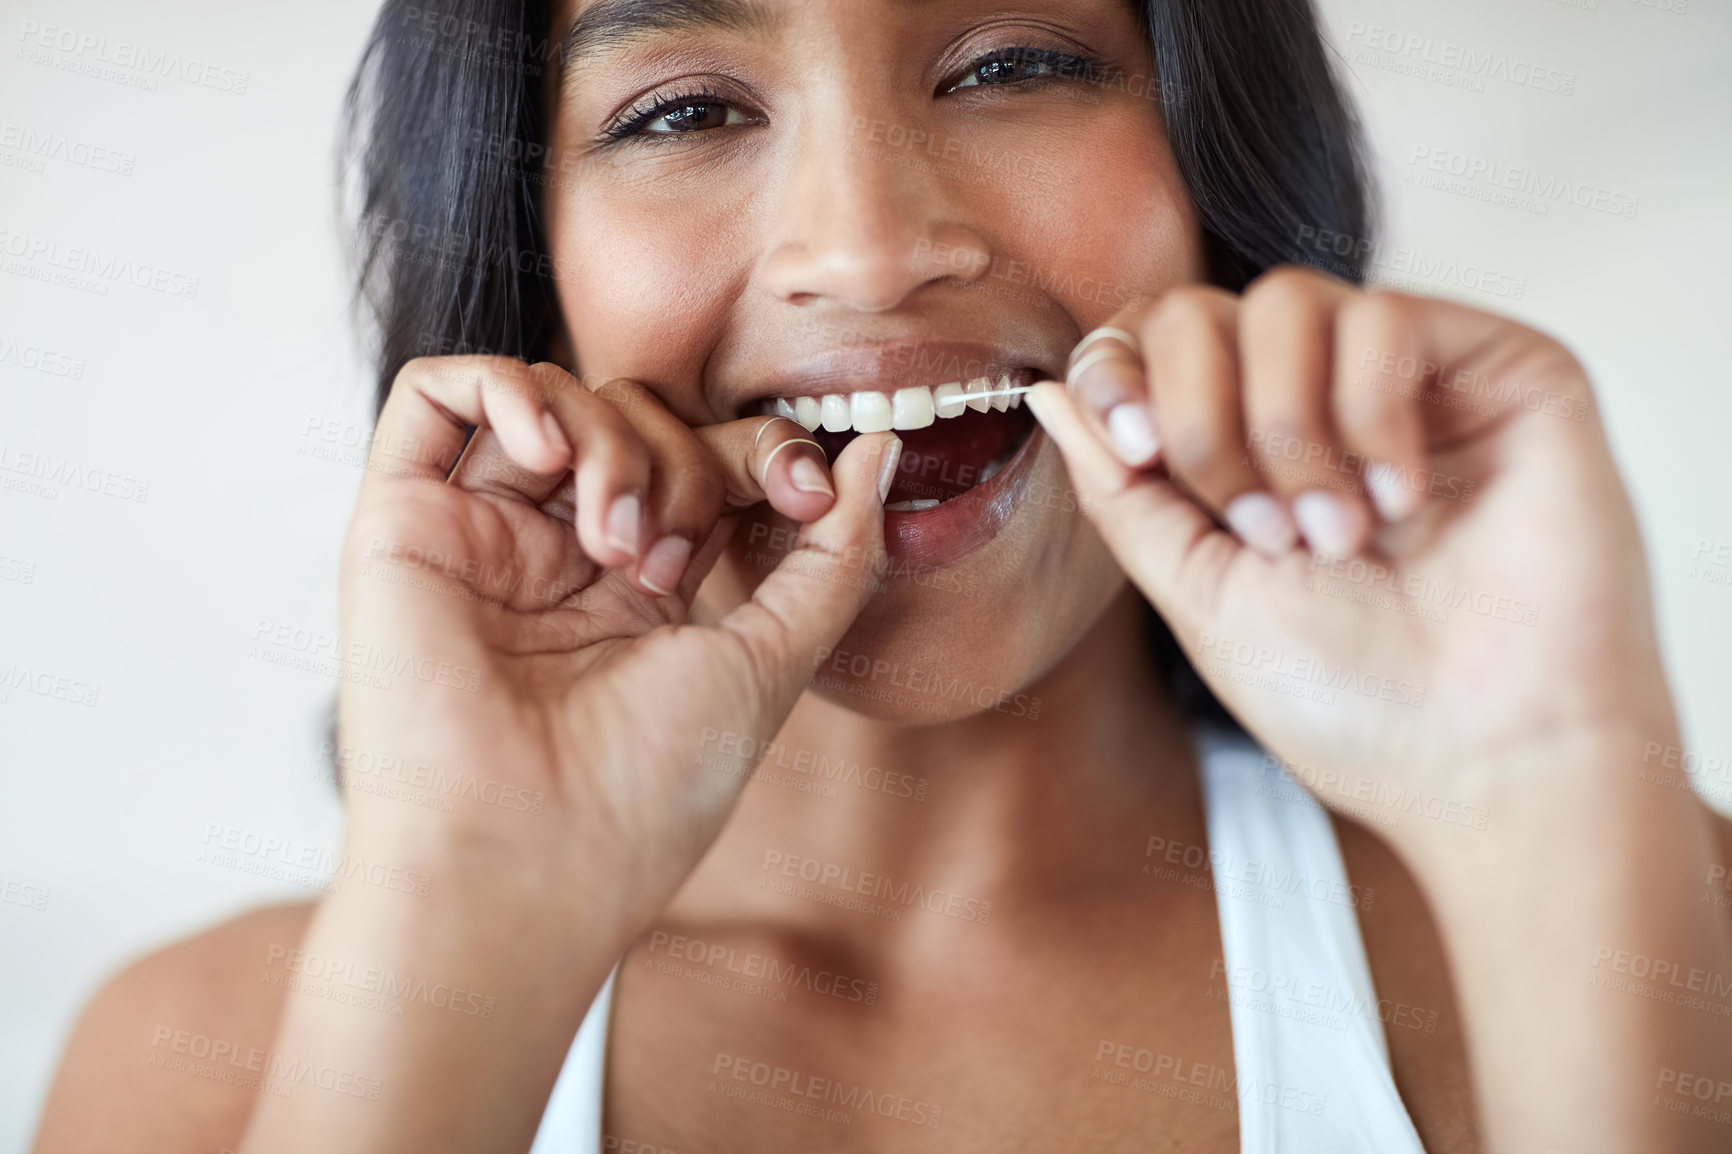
[32,0,1732,1150]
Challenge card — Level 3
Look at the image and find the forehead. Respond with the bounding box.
[551,0,1143,94]
[552,0,1133,67]
[559,0,780,60]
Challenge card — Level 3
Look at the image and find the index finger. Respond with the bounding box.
[1063,314,1163,469]
[363,356,571,490]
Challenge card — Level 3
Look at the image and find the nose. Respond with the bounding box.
[757,109,994,313]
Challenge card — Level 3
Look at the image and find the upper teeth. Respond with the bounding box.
[768,376,1022,433]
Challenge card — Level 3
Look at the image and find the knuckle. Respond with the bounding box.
[1247,414,1318,462]
[393,356,435,388]
[1242,267,1324,325]
[1341,293,1417,356]
[585,420,648,472]
[1524,333,1588,384]
[673,464,728,523]
[1163,422,1232,483]
[592,376,654,412]
[396,354,477,396]
[1147,286,1228,341]
[1335,391,1408,447]
[524,361,577,399]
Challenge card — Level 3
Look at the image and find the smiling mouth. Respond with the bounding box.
[753,371,1040,510]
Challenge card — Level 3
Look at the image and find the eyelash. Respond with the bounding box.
[945,46,1111,92]
[595,46,1110,145]
[598,81,749,144]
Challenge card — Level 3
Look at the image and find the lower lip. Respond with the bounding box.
[881,424,1045,570]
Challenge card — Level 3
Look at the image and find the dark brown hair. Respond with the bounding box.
[337,0,1374,732]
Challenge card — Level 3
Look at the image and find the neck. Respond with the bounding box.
[684,588,1208,946]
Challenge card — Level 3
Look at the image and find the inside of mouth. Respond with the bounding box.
[813,403,1037,509]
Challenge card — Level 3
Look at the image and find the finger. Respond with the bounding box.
[717,432,900,708]
[1236,270,1364,558]
[1063,321,1162,467]
[1373,290,1589,438]
[365,356,571,489]
[388,358,656,570]
[1024,381,1236,624]
[1334,291,1432,523]
[448,428,562,506]
[1235,270,1373,560]
[1240,270,1339,505]
[570,378,718,596]
[1141,286,1295,554]
[694,416,837,524]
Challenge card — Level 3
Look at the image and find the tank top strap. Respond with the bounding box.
[1194,726,1427,1152]
[532,732,1429,1152]
[528,961,617,1154]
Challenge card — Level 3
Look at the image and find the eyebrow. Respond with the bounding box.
[559,0,780,72]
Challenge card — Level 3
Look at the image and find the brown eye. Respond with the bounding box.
[947,47,1106,93]
[600,84,760,143]
[653,102,737,133]
[974,57,1047,85]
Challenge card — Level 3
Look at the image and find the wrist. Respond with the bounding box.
[338,810,639,961]
[1392,721,1708,911]
[245,845,625,1154]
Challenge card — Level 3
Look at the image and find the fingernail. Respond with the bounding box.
[1293,491,1364,560]
[876,437,904,504]
[606,493,643,556]
[1365,462,1418,521]
[1106,403,1160,466]
[541,412,571,458]
[1224,492,1298,557]
[640,535,693,595]
[789,454,834,497]
[1022,382,1056,425]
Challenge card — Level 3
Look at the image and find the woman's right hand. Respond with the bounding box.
[335,355,900,943]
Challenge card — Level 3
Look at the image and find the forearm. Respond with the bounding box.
[240,830,628,1154]
[1409,729,1732,1153]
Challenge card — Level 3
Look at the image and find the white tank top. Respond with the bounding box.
[529,727,1429,1152]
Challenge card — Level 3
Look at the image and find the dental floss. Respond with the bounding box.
[964,384,1034,402]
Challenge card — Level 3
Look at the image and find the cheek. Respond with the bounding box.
[1004,116,1203,324]
[551,188,746,394]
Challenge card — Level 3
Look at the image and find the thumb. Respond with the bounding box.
[715,431,901,709]
[1024,381,1238,630]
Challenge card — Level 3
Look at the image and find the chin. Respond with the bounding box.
[726,442,1123,728]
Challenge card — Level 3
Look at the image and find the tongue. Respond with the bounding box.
[813,407,1032,505]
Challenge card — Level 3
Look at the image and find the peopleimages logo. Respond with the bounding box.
[1343,21,1577,95]
[0,335,86,379]
[263,944,496,1019]
[0,664,100,707]
[760,849,993,924]
[0,229,200,299]
[0,122,136,176]
[15,21,250,94]
[647,931,880,1005]
[1407,145,1641,220]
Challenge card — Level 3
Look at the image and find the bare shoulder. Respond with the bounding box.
[30,900,317,1154]
[1331,816,1483,1154]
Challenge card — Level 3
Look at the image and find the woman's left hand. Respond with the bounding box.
[1026,265,1677,852]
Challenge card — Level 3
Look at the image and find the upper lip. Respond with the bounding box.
[722,339,1065,419]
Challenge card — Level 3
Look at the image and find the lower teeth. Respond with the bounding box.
[878,415,1033,514]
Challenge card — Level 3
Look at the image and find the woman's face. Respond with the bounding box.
[545,0,1203,722]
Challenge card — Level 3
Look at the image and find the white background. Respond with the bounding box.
[1,0,1727,1148]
